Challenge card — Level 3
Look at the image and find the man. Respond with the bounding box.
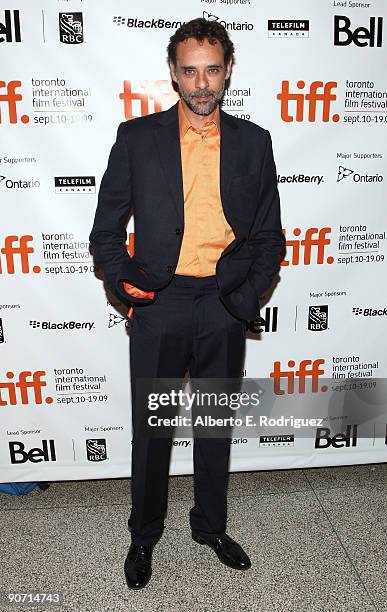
[89,18,285,590]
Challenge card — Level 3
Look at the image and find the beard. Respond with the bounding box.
[175,77,226,116]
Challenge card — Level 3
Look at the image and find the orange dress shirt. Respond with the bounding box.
[124,99,235,319]
[175,99,235,275]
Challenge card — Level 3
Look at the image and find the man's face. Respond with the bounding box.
[169,37,232,116]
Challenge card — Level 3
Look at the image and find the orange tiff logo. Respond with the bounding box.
[119,80,178,119]
[270,359,326,395]
[0,235,41,274]
[0,371,53,405]
[280,228,333,266]
[277,81,340,122]
[0,80,29,124]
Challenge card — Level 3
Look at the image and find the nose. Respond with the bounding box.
[195,70,209,91]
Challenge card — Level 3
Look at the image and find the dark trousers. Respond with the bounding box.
[128,274,246,546]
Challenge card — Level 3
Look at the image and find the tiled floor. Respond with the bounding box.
[0,463,386,612]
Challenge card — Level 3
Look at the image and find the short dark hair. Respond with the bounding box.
[167,17,235,67]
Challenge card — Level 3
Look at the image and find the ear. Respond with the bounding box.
[169,61,178,84]
[225,59,233,80]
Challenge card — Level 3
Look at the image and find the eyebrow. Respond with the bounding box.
[180,64,223,69]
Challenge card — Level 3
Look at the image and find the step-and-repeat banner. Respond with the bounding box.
[1,1,386,481]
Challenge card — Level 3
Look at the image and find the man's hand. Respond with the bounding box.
[123,281,155,321]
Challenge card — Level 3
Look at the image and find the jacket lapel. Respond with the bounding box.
[153,102,184,225]
[220,109,239,205]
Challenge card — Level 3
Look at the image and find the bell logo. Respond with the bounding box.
[281,228,334,266]
[277,80,340,122]
[0,371,53,406]
[9,439,57,464]
[0,80,29,124]
[270,358,326,395]
[247,307,278,334]
[334,16,383,48]
[315,425,357,448]
[119,80,178,119]
[0,235,40,274]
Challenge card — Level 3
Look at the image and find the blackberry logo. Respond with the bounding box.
[308,305,328,331]
[353,307,387,316]
[86,439,107,462]
[113,16,126,26]
[59,13,84,44]
[30,320,95,330]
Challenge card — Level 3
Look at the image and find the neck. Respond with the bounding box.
[180,98,218,129]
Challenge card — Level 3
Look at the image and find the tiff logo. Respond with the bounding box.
[0,236,41,274]
[0,371,53,405]
[277,81,340,122]
[281,228,334,266]
[119,80,178,120]
[0,80,29,124]
[270,358,326,395]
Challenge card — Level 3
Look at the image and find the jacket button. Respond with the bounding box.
[167,265,173,273]
[175,228,181,235]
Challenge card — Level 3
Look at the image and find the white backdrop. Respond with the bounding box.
[1,0,386,482]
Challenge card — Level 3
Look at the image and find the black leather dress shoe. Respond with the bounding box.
[124,543,153,590]
[192,531,251,570]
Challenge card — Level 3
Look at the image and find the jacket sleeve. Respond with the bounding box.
[246,129,286,298]
[89,122,134,305]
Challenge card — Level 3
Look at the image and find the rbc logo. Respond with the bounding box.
[277,81,340,122]
[119,80,178,119]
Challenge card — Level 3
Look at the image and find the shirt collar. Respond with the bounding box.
[178,98,220,138]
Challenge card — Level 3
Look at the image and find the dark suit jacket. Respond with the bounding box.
[89,101,286,321]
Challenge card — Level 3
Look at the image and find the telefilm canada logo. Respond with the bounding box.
[259,434,295,447]
[308,305,328,331]
[334,15,383,47]
[0,9,21,43]
[86,439,107,462]
[268,20,309,38]
[337,166,383,183]
[59,12,84,44]
[54,176,96,193]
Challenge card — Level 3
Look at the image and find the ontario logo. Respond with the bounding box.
[277,80,340,122]
[337,165,383,183]
[0,235,41,275]
[280,228,334,266]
